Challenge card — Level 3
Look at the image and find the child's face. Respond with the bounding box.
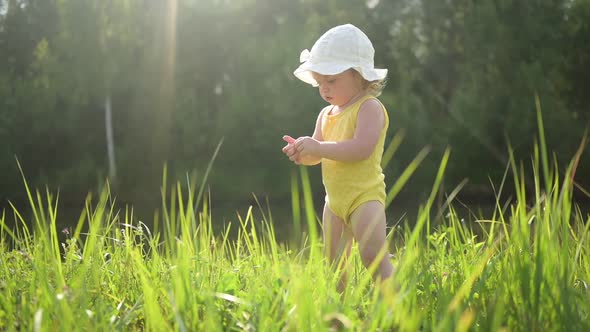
[312,70,364,107]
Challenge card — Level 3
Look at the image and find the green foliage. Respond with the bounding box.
[380,0,589,190]
[1,0,589,213]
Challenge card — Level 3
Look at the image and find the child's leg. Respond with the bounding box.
[349,200,394,283]
[322,203,353,292]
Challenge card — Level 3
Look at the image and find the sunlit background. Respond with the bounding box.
[1,0,589,231]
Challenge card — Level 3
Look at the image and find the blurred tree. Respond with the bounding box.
[377,0,587,198]
[1,0,589,220]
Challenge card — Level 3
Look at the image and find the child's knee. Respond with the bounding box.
[359,247,378,266]
[359,244,388,266]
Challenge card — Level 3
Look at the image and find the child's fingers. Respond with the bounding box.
[283,135,296,144]
[284,147,301,164]
[294,141,304,153]
[281,137,302,163]
[294,138,306,150]
[283,144,297,155]
[288,149,300,161]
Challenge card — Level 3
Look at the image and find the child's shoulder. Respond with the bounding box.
[358,96,385,113]
[358,97,388,124]
[321,104,332,112]
[319,104,333,116]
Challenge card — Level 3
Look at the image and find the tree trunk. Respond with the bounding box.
[105,94,117,182]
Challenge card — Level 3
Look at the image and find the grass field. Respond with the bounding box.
[1,110,590,331]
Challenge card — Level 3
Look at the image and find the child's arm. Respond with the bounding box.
[295,99,385,162]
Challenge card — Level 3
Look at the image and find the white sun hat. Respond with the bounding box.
[293,24,388,87]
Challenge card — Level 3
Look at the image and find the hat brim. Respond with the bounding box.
[294,62,387,87]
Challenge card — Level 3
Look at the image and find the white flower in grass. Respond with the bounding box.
[86,310,94,318]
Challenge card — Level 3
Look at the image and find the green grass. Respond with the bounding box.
[2,109,590,331]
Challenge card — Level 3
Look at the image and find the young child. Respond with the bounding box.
[282,24,394,291]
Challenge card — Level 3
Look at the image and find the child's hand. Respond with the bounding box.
[282,135,301,164]
[294,136,321,157]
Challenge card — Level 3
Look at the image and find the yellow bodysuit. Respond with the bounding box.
[321,95,389,223]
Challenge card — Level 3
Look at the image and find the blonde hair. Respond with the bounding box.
[352,70,387,97]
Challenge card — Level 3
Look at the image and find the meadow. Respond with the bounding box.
[1,112,590,331]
